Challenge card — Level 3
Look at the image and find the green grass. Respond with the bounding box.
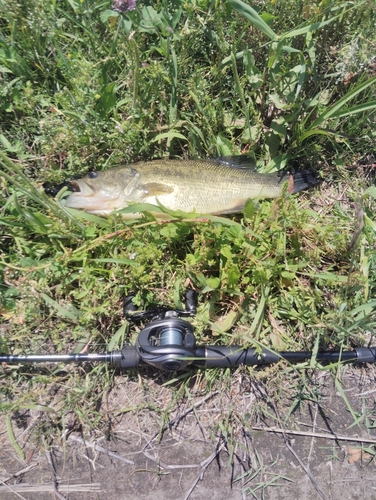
[1,0,376,486]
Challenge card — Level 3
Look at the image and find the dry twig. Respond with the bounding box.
[0,483,101,493]
[45,447,66,500]
[183,439,227,500]
[68,434,135,465]
[252,426,376,444]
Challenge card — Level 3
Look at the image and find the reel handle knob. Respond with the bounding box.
[123,293,137,317]
[185,289,197,315]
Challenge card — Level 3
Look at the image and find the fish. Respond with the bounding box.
[61,156,318,218]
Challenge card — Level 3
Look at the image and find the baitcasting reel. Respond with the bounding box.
[122,289,198,371]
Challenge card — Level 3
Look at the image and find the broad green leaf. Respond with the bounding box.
[100,9,119,23]
[205,277,221,289]
[151,131,187,142]
[260,12,276,25]
[215,135,233,156]
[97,82,117,116]
[363,186,376,200]
[262,154,289,173]
[227,264,241,287]
[227,0,278,41]
[211,309,239,335]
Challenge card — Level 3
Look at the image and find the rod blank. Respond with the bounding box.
[1,346,376,370]
[0,352,122,364]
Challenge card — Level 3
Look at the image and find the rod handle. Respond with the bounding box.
[354,347,376,363]
[119,346,141,368]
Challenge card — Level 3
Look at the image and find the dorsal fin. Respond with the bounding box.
[207,156,257,170]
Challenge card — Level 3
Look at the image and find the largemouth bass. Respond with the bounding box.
[63,156,318,217]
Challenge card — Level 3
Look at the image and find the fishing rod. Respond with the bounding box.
[1,289,376,371]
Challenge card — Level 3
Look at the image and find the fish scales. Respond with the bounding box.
[123,160,284,213]
[62,157,318,217]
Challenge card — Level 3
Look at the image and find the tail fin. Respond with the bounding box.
[290,170,320,194]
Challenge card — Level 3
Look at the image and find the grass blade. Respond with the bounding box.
[335,377,362,429]
[309,75,376,129]
[6,415,25,460]
[169,46,178,126]
[64,207,111,227]
[41,293,80,323]
[329,100,376,120]
[0,150,85,231]
[89,258,137,265]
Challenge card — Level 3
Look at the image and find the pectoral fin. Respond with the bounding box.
[139,182,174,197]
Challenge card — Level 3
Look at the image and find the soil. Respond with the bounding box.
[1,367,376,500]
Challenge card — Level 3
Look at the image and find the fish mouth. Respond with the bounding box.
[64,180,122,212]
[64,180,99,209]
[70,180,95,197]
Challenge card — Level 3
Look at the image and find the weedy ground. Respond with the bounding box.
[0,0,376,498]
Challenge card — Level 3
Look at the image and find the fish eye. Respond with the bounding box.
[88,171,98,179]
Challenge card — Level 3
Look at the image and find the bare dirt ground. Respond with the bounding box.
[1,366,376,500]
